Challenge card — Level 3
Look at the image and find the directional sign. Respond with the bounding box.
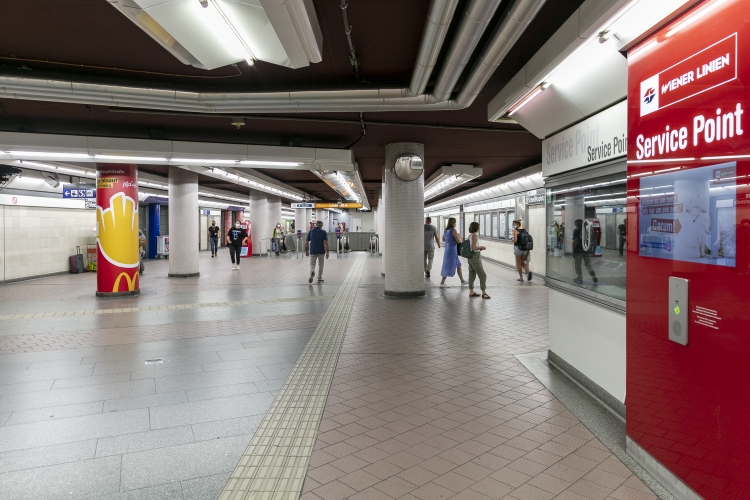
[63,187,96,199]
[651,218,682,234]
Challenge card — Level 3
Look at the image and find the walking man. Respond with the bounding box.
[573,219,598,284]
[424,216,440,278]
[618,218,627,256]
[208,220,220,257]
[305,220,329,283]
[226,221,248,270]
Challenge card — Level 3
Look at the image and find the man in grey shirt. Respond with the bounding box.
[424,217,440,278]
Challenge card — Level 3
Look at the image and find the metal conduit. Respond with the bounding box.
[456,0,547,107]
[0,0,545,115]
[408,0,460,96]
[429,0,504,104]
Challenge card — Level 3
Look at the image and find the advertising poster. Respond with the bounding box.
[96,164,140,295]
[638,162,737,266]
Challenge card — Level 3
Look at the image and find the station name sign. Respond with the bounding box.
[292,202,363,209]
[542,100,627,177]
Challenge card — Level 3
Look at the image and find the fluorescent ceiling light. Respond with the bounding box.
[94,155,167,161]
[239,160,302,167]
[57,167,87,174]
[171,158,237,164]
[508,86,544,116]
[666,0,729,37]
[206,0,255,65]
[9,151,91,159]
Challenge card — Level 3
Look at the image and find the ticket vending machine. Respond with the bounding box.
[626,2,750,498]
[582,218,602,256]
[240,221,252,258]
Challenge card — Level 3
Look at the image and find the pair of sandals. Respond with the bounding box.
[469,291,491,299]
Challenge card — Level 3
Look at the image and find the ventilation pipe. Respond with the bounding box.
[429,0,503,103]
[456,0,547,108]
[408,0,460,96]
[0,0,546,114]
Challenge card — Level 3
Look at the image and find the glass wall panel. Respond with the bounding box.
[545,173,627,300]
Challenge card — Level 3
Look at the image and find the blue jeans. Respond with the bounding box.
[210,237,218,255]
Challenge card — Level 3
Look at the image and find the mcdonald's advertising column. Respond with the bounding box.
[95,164,140,297]
[626,1,749,498]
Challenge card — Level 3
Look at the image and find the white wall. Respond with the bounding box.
[2,205,96,281]
[351,212,374,232]
[549,289,626,403]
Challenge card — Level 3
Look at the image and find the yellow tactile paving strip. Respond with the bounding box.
[0,295,330,321]
[219,254,367,500]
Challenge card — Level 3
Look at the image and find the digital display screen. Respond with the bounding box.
[638,161,736,267]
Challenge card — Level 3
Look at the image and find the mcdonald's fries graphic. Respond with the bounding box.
[97,193,140,268]
[96,165,140,295]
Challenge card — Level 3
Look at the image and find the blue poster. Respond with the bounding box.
[639,162,736,267]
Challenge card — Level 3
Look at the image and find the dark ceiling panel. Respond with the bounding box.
[0,0,585,207]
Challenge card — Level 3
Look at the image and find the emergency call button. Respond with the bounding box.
[668,277,689,346]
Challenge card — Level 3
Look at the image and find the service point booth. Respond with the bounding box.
[625,1,749,498]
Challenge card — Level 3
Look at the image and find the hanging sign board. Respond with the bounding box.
[542,100,628,177]
[292,202,362,209]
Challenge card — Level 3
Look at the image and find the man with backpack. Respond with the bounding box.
[512,219,533,282]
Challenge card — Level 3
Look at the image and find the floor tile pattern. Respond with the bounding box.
[0,295,330,322]
[0,251,355,499]
[220,255,367,500]
[299,253,657,500]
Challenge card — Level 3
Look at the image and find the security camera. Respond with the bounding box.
[199,0,208,7]
[41,172,60,188]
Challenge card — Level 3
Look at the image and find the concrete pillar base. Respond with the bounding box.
[96,290,140,298]
[384,290,424,297]
[168,272,200,278]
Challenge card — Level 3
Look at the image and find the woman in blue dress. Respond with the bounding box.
[440,217,467,286]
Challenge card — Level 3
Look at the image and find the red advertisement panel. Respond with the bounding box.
[627,1,750,498]
[96,164,140,295]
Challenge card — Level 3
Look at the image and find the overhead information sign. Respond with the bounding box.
[292,202,362,209]
[63,186,96,199]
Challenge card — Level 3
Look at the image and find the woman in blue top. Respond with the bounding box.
[439,217,467,286]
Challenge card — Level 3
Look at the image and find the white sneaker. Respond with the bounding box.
[232,264,236,270]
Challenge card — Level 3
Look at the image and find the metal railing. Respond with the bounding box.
[369,235,379,254]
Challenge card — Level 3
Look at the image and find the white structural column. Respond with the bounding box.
[380,178,387,276]
[267,196,281,232]
[168,167,200,277]
[384,143,425,296]
[295,208,311,234]
[250,192,269,256]
[267,196,282,250]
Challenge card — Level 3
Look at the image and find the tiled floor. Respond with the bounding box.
[0,250,355,499]
[0,248,660,500]
[298,251,658,500]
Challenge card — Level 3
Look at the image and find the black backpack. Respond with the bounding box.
[517,229,534,251]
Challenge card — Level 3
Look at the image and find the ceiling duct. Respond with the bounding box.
[1,0,545,114]
[108,0,323,70]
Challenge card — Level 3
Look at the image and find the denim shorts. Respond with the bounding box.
[513,246,528,256]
